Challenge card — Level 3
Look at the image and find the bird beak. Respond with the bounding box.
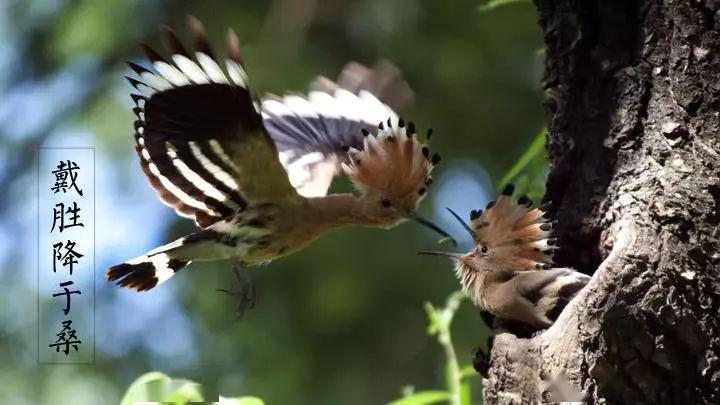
[445,207,477,239]
[406,211,457,246]
[418,251,463,260]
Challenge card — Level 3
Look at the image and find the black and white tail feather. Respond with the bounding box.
[108,17,413,291]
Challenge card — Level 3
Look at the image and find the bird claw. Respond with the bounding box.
[472,335,494,378]
[471,347,490,377]
[217,265,256,321]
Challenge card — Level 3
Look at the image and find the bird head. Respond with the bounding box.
[421,184,557,298]
[342,118,452,242]
[418,250,485,300]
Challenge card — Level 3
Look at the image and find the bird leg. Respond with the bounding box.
[217,263,256,321]
[472,311,496,377]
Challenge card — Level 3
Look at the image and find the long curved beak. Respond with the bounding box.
[406,211,457,246]
[445,207,476,239]
[418,251,463,260]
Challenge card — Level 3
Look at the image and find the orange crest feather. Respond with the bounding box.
[469,184,555,271]
[342,118,437,208]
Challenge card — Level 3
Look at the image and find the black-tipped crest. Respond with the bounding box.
[501,183,515,196]
[466,186,557,271]
[430,153,441,165]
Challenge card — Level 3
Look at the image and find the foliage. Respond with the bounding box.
[497,128,548,201]
[478,0,531,13]
[121,372,263,405]
[388,291,478,405]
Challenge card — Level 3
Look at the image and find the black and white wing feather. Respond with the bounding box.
[262,61,413,197]
[515,268,591,322]
[126,18,298,228]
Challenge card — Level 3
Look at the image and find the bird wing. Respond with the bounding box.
[262,61,413,197]
[512,268,590,324]
[127,18,299,228]
[513,268,589,303]
[512,268,570,304]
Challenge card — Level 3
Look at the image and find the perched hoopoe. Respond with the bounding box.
[423,184,590,329]
[107,17,452,315]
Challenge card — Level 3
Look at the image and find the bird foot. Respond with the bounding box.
[217,264,256,321]
[472,336,494,378]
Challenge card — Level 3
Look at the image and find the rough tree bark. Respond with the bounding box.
[483,1,720,403]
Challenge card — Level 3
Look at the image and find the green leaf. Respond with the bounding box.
[219,396,266,405]
[387,390,451,405]
[424,302,441,336]
[478,0,531,12]
[120,372,203,405]
[497,128,548,192]
[459,379,472,405]
[50,0,135,63]
[459,366,478,380]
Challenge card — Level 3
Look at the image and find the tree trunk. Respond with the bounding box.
[483,1,720,403]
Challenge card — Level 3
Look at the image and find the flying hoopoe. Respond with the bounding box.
[423,184,590,329]
[107,17,453,314]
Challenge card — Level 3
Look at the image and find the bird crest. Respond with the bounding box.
[448,184,556,272]
[342,118,438,212]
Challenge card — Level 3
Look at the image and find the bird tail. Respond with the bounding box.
[106,239,191,292]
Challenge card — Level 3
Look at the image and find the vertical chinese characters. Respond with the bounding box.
[48,160,84,355]
[51,160,84,196]
[39,148,95,364]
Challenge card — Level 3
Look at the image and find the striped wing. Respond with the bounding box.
[127,18,298,228]
[262,61,413,197]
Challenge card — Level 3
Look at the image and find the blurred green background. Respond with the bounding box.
[0,0,545,403]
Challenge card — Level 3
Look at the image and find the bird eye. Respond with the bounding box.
[480,246,488,254]
[380,198,392,208]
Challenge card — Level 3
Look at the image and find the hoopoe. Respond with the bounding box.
[107,17,452,315]
[423,184,590,329]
